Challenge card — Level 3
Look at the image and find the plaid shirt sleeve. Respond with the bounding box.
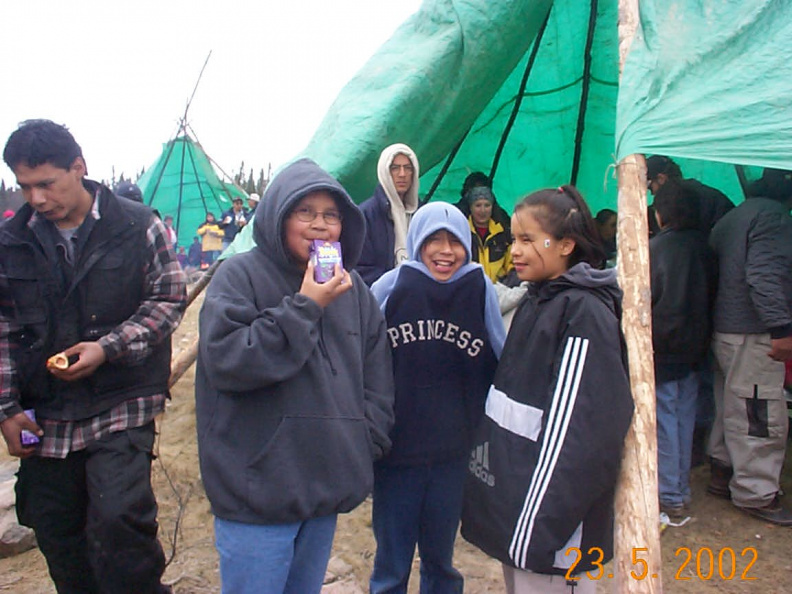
[97,215,187,365]
[0,277,25,422]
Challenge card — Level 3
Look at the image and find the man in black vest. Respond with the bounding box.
[0,119,187,592]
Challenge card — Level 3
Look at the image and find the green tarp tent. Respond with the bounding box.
[138,133,246,247]
[305,0,792,212]
[229,0,792,254]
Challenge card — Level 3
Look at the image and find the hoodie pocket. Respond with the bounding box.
[719,334,786,439]
[245,416,373,522]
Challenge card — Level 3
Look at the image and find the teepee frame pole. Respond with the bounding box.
[183,51,212,124]
[614,1,663,592]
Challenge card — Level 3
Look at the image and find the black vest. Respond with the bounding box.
[0,182,172,420]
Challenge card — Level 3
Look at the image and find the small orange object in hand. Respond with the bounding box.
[46,352,69,371]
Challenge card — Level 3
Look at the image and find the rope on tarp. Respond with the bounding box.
[490,8,552,181]
[421,126,471,205]
[570,0,599,186]
[422,6,553,202]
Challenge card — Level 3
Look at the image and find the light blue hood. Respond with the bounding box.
[371,201,505,356]
[373,202,481,298]
[406,201,474,265]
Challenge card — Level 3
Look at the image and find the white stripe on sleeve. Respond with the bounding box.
[508,336,589,568]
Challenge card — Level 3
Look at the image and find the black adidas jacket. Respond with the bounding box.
[461,263,633,575]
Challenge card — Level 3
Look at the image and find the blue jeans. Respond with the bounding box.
[370,458,466,594]
[656,368,699,507]
[214,514,337,594]
[696,352,715,429]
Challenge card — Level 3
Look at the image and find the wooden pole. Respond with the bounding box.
[167,260,222,388]
[614,1,663,592]
[169,336,199,389]
[186,259,221,308]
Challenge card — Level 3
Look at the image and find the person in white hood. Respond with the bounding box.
[356,143,420,285]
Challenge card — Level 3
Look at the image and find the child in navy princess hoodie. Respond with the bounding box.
[369,201,505,593]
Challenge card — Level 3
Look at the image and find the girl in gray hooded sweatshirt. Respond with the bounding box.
[195,158,395,594]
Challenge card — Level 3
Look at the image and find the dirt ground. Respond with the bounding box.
[2,292,792,593]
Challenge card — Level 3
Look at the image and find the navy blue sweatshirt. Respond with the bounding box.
[371,201,504,466]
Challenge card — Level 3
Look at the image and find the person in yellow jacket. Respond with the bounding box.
[196,212,224,267]
[466,186,513,282]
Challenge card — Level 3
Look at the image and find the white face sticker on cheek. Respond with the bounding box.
[544,239,551,248]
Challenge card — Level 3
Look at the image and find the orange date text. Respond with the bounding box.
[563,546,758,581]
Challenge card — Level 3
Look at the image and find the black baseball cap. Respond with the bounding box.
[115,181,143,202]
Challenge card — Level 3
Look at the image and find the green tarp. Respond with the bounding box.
[229,0,791,255]
[305,0,791,211]
[138,136,246,247]
[617,0,792,170]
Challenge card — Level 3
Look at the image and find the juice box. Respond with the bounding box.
[309,240,343,283]
[21,409,40,446]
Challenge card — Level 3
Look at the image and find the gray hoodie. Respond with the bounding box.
[195,158,395,524]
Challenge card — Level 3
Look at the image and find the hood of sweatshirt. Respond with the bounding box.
[372,201,480,291]
[535,262,623,318]
[370,200,505,356]
[376,143,420,214]
[406,201,472,264]
[253,158,365,270]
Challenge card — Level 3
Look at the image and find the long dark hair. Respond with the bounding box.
[514,185,605,269]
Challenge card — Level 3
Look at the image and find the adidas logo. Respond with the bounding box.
[470,441,495,487]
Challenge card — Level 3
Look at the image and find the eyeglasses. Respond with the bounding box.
[292,206,342,225]
[389,164,414,174]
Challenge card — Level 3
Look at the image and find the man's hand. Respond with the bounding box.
[768,336,792,362]
[48,342,107,381]
[299,262,352,308]
[0,412,42,458]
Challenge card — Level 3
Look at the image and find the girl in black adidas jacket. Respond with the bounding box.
[461,186,634,594]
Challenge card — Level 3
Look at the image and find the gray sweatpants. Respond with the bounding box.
[502,565,596,594]
[708,332,789,507]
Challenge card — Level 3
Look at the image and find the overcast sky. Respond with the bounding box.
[0,0,422,188]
